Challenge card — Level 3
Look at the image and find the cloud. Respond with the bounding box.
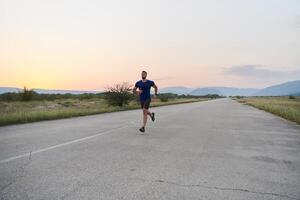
[223,65,300,81]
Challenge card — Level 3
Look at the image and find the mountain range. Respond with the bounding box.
[1,80,299,96]
[159,80,300,96]
[0,88,101,94]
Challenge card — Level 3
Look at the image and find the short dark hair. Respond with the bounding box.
[142,70,147,74]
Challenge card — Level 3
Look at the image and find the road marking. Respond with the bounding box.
[0,100,215,165]
[0,125,127,165]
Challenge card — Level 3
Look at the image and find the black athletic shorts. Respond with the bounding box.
[140,99,151,109]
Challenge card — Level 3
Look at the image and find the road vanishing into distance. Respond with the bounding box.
[0,98,299,200]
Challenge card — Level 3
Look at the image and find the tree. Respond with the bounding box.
[104,82,134,107]
[21,87,36,101]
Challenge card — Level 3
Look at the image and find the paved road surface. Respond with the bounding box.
[0,98,299,200]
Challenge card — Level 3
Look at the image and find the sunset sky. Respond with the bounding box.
[1,0,300,90]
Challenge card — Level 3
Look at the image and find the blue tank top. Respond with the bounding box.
[135,80,155,101]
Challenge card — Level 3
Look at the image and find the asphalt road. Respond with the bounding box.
[0,98,299,200]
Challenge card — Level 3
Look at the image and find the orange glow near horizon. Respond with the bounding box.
[1,0,299,90]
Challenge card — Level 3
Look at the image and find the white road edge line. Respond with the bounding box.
[0,100,218,165]
[0,125,127,165]
[0,100,217,165]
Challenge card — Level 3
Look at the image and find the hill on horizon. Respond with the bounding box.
[160,80,300,96]
[0,87,101,94]
[1,80,299,96]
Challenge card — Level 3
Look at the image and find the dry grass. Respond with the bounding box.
[235,96,300,124]
[0,98,210,126]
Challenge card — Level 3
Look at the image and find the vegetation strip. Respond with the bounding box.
[0,85,221,126]
[234,96,300,125]
[0,98,212,126]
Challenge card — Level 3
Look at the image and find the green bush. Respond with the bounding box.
[0,92,21,101]
[0,90,104,102]
[158,95,169,102]
[289,95,296,99]
[21,87,36,101]
[104,82,134,107]
[157,93,178,102]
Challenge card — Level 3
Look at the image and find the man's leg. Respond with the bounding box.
[139,99,154,132]
[143,110,153,127]
[144,99,155,122]
[143,108,148,128]
[140,101,148,127]
[139,101,146,132]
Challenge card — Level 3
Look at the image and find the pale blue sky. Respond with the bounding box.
[1,0,299,89]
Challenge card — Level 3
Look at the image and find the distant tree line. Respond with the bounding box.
[0,87,104,102]
[156,93,221,102]
[0,85,222,106]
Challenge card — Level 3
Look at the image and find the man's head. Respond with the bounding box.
[141,71,147,80]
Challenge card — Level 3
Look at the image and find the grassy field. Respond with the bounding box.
[234,96,300,124]
[0,97,211,126]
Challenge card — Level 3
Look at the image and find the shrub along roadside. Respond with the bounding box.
[0,84,223,126]
[0,91,104,102]
[0,98,210,126]
[103,82,134,107]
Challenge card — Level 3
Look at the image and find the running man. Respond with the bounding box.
[133,70,158,133]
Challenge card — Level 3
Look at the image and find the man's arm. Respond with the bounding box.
[132,86,138,94]
[153,84,158,95]
[133,86,142,95]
